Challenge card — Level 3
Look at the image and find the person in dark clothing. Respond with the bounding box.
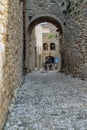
[49,63,52,70]
[45,63,47,70]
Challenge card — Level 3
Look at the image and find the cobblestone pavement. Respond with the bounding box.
[4,71,87,130]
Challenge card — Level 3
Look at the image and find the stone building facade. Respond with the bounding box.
[0,0,23,129]
[26,0,87,80]
[42,23,60,70]
[63,2,87,79]
[35,24,43,70]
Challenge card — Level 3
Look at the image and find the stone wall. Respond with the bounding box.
[26,0,64,72]
[35,24,43,69]
[26,0,64,34]
[26,0,87,80]
[62,2,87,80]
[0,0,23,129]
[29,29,36,71]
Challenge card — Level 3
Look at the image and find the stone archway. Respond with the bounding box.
[28,14,64,34]
[25,14,64,72]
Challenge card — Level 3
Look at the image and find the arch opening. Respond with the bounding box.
[26,15,63,72]
[28,15,63,34]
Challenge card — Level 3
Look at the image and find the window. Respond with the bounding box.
[50,43,55,50]
[43,43,48,50]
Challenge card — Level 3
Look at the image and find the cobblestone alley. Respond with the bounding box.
[4,71,87,130]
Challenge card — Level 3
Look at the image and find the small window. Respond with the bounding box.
[50,43,55,50]
[43,43,48,50]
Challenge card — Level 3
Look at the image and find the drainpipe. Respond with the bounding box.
[23,0,26,74]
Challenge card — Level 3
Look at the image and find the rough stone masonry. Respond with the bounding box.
[0,0,23,129]
[26,0,87,80]
[62,1,87,80]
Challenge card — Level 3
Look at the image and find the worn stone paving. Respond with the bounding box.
[4,71,87,130]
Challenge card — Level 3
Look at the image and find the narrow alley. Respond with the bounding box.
[4,71,87,130]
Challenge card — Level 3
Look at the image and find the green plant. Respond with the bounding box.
[48,33,55,38]
[62,0,83,14]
